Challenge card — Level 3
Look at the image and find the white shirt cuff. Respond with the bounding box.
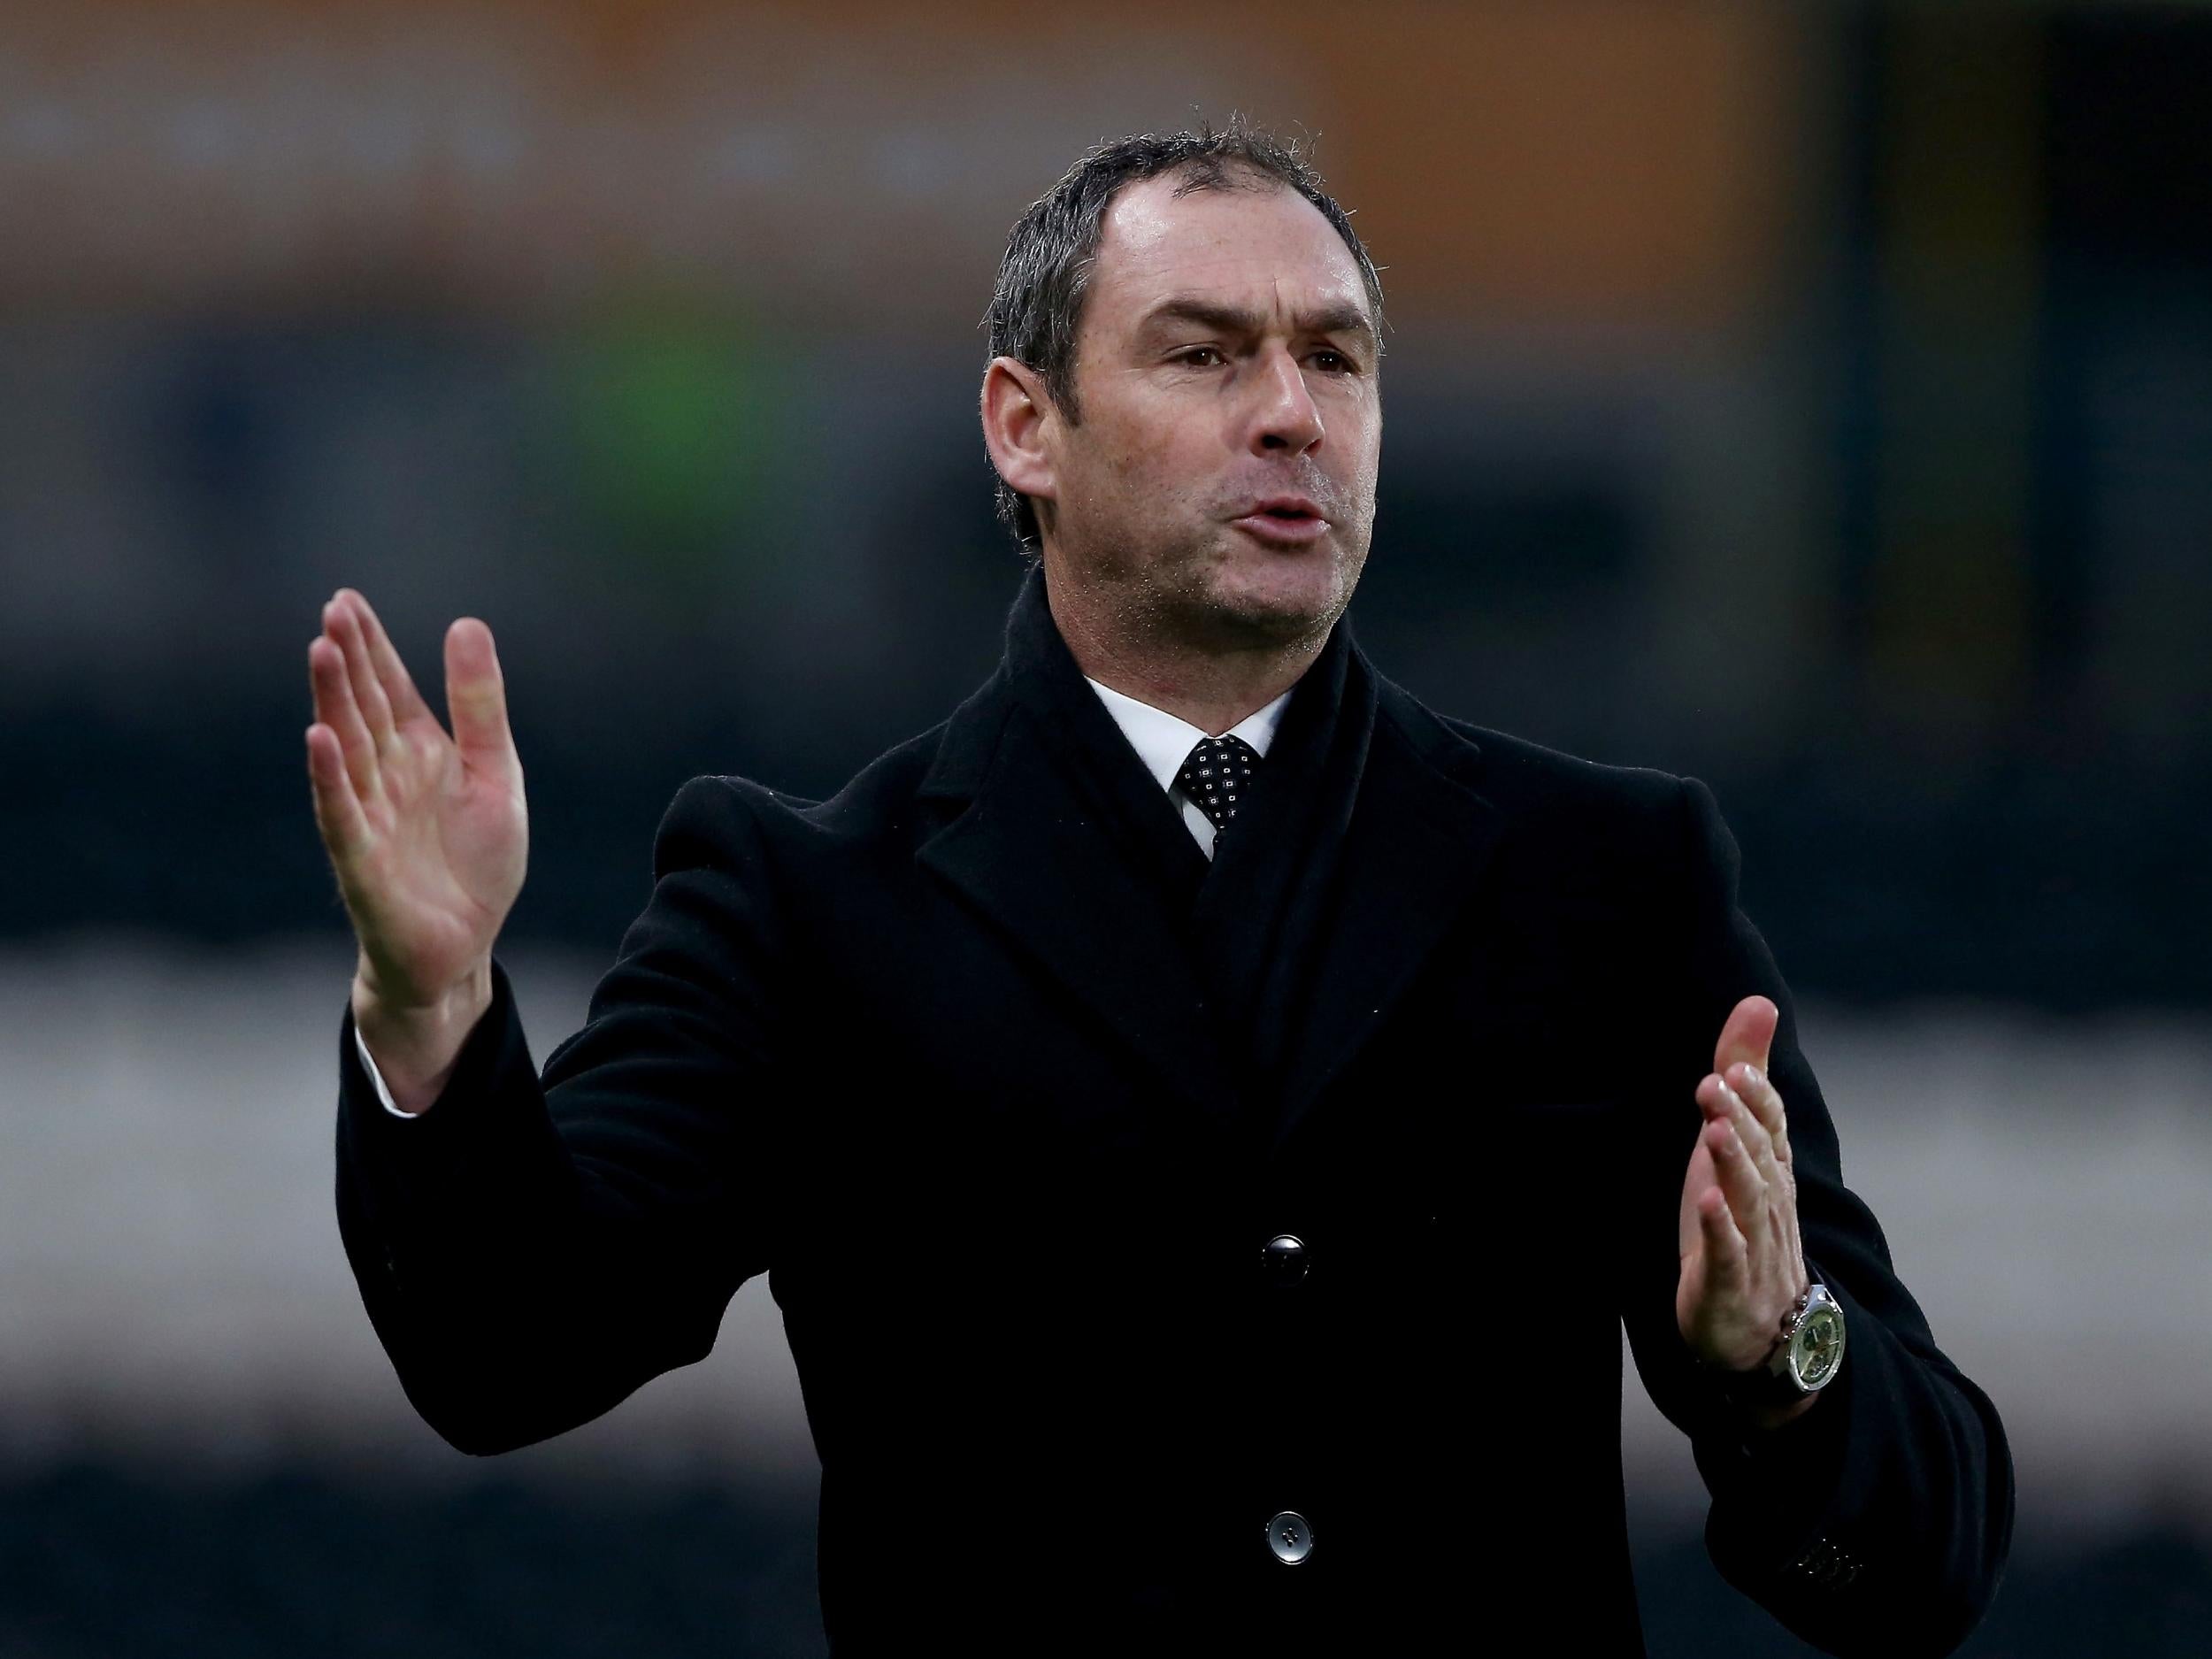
[353,1025,416,1118]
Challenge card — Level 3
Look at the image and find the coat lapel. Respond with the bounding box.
[1266,672,1506,1150]
[1186,601,1363,1082]
[913,571,1240,1126]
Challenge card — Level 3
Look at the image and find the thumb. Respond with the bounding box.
[1713,994,1778,1078]
[444,618,518,782]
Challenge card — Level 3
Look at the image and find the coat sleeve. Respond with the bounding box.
[334,775,790,1455]
[1618,775,2015,1657]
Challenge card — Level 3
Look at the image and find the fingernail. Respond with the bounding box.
[1744,1064,1764,1090]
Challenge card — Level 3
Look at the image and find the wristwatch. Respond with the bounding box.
[1709,1277,1847,1413]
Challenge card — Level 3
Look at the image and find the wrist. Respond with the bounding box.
[1695,1279,1847,1423]
[353,953,492,1024]
[351,958,493,1110]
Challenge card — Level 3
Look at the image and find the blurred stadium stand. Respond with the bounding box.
[3,5,2207,1009]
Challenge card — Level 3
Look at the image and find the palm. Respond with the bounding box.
[306,591,527,1008]
[352,706,526,997]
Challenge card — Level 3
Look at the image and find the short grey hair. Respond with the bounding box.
[981,117,1386,554]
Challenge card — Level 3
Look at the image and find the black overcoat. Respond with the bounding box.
[335,564,2012,1655]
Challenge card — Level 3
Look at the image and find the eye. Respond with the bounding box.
[1175,345,1226,367]
[1310,349,1356,373]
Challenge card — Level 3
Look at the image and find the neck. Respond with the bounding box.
[1043,561,1330,736]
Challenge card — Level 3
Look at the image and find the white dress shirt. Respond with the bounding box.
[1079,676,1292,858]
[357,677,1294,1118]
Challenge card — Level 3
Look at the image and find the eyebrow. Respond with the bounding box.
[1137,296,1379,356]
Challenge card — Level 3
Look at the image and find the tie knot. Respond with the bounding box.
[1176,733,1262,833]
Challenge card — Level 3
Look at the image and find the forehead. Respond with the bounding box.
[1086,172,1371,330]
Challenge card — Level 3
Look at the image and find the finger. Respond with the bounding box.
[310,635,379,801]
[1730,1073,1801,1252]
[340,588,436,726]
[1726,1061,1793,1165]
[305,722,371,860]
[1713,994,1778,1079]
[1703,1116,1770,1247]
[1696,1187,1749,1292]
[1703,1074,1780,1190]
[444,618,519,786]
[329,597,396,747]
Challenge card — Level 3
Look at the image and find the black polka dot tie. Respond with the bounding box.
[1175,734,1262,834]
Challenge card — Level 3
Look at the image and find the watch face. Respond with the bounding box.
[1789,1302,1846,1390]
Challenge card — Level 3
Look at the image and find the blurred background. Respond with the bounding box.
[3,0,2208,1653]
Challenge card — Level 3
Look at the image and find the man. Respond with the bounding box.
[308,125,2011,1655]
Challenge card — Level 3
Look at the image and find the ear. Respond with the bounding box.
[979,356,1058,511]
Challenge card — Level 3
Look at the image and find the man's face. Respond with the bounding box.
[1040,171,1382,654]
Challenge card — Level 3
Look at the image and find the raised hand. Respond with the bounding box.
[1675,995,1812,1394]
[305,590,526,1105]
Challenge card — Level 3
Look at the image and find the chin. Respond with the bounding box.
[1203,543,1355,635]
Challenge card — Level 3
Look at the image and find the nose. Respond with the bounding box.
[1248,346,1325,457]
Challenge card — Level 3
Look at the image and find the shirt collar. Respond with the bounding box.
[1083,676,1294,795]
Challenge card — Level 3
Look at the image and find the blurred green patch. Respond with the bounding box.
[545,298,796,614]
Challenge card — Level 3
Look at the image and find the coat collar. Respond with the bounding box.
[917,563,1505,1148]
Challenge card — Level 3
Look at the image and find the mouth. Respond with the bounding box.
[1230,497,1330,546]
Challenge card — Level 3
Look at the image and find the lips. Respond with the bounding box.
[1231,496,1330,544]
[1245,495,1325,524]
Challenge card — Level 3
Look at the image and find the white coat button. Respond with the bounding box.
[1266,1509,1314,1564]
